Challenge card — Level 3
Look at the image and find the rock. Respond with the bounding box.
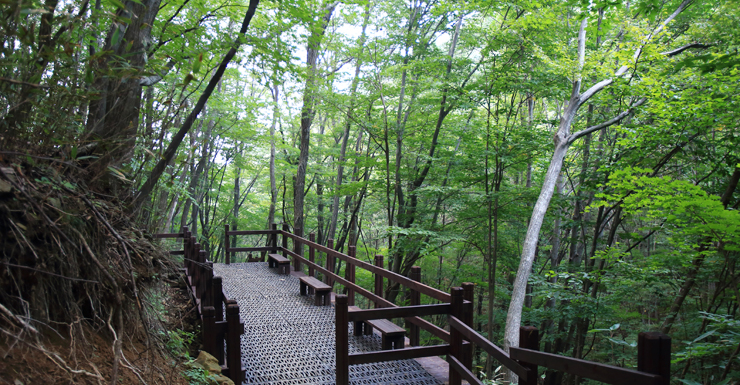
[210,373,235,385]
[0,179,12,193]
[194,351,222,374]
[189,351,234,385]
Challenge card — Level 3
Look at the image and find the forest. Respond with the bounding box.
[1,0,739,383]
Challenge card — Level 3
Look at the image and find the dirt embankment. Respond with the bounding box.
[0,163,200,384]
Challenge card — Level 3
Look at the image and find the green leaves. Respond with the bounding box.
[192,53,203,74]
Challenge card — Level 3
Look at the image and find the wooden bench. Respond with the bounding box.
[348,306,406,350]
[267,253,290,275]
[299,276,332,306]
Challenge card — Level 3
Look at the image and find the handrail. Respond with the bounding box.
[282,230,451,302]
[347,304,451,321]
[509,347,662,385]
[282,246,451,342]
[449,315,529,379]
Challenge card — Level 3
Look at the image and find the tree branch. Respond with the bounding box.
[568,97,646,144]
[662,42,712,57]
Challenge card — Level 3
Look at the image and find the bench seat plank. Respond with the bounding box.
[368,319,405,335]
[299,276,332,306]
[348,306,406,349]
[267,253,290,275]
[299,276,331,290]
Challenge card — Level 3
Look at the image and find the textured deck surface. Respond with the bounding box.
[214,262,444,385]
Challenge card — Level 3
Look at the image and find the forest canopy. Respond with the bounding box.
[1,0,739,383]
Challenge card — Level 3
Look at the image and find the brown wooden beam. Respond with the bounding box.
[348,345,450,365]
[509,347,662,385]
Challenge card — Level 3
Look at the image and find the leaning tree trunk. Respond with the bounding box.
[131,0,260,211]
[503,4,692,381]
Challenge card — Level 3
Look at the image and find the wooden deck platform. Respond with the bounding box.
[214,262,449,385]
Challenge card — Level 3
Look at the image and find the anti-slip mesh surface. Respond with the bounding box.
[213,262,443,385]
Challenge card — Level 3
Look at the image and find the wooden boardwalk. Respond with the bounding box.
[214,262,444,385]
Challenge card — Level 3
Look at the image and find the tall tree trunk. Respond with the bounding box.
[84,0,162,173]
[293,2,336,243]
[267,79,279,250]
[388,12,464,303]
[232,148,242,251]
[329,3,370,242]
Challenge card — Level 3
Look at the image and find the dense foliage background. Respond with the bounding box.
[1,0,739,383]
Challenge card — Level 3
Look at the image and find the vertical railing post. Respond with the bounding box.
[638,332,671,385]
[189,236,196,277]
[374,255,384,309]
[199,258,210,304]
[281,223,289,260]
[225,300,244,385]
[406,266,421,346]
[294,227,302,272]
[308,233,316,277]
[270,223,278,259]
[182,228,191,275]
[193,242,201,298]
[347,245,356,306]
[182,226,189,269]
[462,282,474,372]
[448,287,464,385]
[198,250,207,300]
[326,239,335,287]
[212,276,224,364]
[203,306,216,357]
[224,224,231,264]
[335,294,349,385]
[213,277,223,321]
[518,326,539,385]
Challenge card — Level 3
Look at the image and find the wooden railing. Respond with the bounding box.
[225,224,672,385]
[154,227,245,384]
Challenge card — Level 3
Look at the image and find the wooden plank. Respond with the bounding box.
[299,276,331,290]
[281,232,451,302]
[448,353,483,385]
[169,250,185,255]
[348,345,450,365]
[366,318,405,334]
[227,230,276,236]
[449,316,529,380]
[348,304,451,322]
[268,253,290,263]
[509,347,662,385]
[283,248,451,342]
[154,233,183,239]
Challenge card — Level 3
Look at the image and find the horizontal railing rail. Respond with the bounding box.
[281,230,451,302]
[224,225,278,264]
[281,245,451,342]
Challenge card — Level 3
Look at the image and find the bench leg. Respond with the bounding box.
[353,321,364,336]
[281,263,289,275]
[393,337,404,350]
[382,337,391,351]
[300,281,307,296]
[363,322,373,336]
[268,258,274,268]
[314,292,323,306]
